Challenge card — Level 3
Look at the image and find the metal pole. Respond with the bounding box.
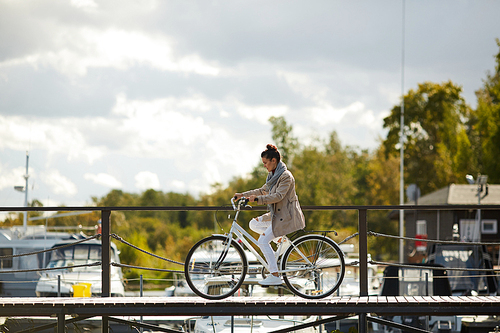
[437,211,440,241]
[358,209,368,333]
[23,151,29,234]
[140,275,144,333]
[359,209,368,297]
[101,210,111,296]
[336,272,340,332]
[101,210,111,333]
[57,312,65,333]
[425,273,428,296]
[477,184,481,242]
[399,0,406,265]
[58,275,61,297]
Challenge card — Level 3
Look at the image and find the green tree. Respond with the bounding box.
[383,81,473,195]
[364,144,400,260]
[471,39,500,182]
[269,115,299,165]
[293,132,360,231]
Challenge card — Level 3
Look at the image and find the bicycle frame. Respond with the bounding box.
[220,198,314,275]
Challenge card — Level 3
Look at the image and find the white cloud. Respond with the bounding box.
[84,173,122,189]
[169,180,186,191]
[277,70,378,128]
[40,170,78,196]
[310,101,366,126]
[70,0,98,9]
[0,115,106,164]
[0,28,220,77]
[231,99,288,125]
[135,171,160,190]
[111,93,213,157]
[278,70,328,102]
[0,165,28,191]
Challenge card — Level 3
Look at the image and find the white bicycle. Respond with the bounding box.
[184,198,345,300]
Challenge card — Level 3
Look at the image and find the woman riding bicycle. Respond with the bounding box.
[234,144,305,286]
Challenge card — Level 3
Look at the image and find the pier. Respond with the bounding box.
[2,204,500,333]
[2,295,500,317]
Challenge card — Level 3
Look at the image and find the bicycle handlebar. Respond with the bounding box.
[231,196,256,210]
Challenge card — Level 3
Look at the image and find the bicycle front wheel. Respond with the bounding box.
[184,235,248,300]
[281,234,345,299]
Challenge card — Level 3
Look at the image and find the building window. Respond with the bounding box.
[460,219,481,242]
[481,219,498,234]
[415,220,427,252]
[0,248,13,269]
[416,220,427,235]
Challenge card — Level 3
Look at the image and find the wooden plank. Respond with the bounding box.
[395,296,407,304]
[369,296,383,304]
[336,297,351,304]
[430,296,447,305]
[403,296,419,305]
[412,296,426,304]
[357,297,369,305]
[484,296,499,303]
[463,296,488,303]
[385,296,399,305]
[346,296,359,304]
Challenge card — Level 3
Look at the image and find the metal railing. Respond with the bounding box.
[1,204,500,333]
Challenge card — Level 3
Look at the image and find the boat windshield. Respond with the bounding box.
[46,244,115,272]
[432,244,488,294]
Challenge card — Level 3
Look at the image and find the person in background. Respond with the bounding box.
[234,144,305,285]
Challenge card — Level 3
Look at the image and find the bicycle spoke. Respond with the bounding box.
[281,235,345,299]
[184,235,247,300]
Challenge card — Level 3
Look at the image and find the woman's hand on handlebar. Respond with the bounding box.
[233,193,257,203]
[248,195,258,203]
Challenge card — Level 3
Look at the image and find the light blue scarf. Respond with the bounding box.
[266,161,287,216]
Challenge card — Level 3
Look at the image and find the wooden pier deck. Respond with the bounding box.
[1,296,500,317]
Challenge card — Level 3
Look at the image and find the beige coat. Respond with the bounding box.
[242,170,305,237]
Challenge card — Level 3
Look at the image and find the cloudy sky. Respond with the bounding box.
[1,0,500,216]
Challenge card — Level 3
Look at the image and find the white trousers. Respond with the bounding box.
[249,216,278,273]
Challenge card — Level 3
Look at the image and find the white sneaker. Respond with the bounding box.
[258,274,282,286]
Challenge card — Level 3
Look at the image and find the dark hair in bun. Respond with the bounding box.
[261,144,281,162]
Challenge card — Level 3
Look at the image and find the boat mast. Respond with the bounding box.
[23,151,29,233]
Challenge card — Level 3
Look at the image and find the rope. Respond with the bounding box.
[126,277,177,282]
[0,262,101,274]
[111,262,184,273]
[380,273,500,280]
[368,231,500,246]
[345,261,359,266]
[110,234,185,266]
[338,232,359,245]
[0,234,101,259]
[369,260,500,272]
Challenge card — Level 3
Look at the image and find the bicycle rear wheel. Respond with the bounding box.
[184,235,248,300]
[281,234,345,299]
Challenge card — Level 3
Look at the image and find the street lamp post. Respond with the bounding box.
[14,152,29,233]
[466,174,488,242]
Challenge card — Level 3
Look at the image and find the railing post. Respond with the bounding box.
[101,209,111,296]
[358,209,368,333]
[101,209,111,333]
[57,312,65,333]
